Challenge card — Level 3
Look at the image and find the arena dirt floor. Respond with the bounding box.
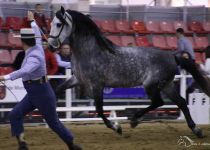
[0,121,210,150]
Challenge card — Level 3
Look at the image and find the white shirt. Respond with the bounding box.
[177,36,195,60]
[55,53,71,68]
[200,58,210,73]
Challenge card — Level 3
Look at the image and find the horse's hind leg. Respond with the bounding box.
[162,82,204,138]
[130,84,164,128]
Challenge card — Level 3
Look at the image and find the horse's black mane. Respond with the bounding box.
[56,9,116,54]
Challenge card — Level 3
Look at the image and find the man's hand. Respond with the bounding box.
[27,11,34,21]
[182,52,190,59]
[0,76,5,82]
[197,61,203,65]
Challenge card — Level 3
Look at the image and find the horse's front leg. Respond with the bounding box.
[93,87,122,135]
[56,74,79,93]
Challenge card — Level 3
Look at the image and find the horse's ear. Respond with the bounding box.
[61,6,65,15]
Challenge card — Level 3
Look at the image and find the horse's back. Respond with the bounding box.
[104,46,177,87]
[118,46,177,70]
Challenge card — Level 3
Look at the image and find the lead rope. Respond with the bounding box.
[34,19,48,41]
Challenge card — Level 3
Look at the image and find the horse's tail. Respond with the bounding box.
[175,55,210,97]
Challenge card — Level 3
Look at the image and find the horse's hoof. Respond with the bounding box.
[192,127,204,138]
[70,144,82,150]
[116,125,122,135]
[18,141,29,150]
[130,119,139,128]
[112,122,123,135]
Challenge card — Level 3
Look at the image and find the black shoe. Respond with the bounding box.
[68,142,82,150]
[71,144,82,150]
[18,141,29,150]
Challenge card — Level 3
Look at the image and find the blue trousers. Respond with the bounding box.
[9,81,74,144]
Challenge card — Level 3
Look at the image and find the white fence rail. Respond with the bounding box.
[0,69,209,122]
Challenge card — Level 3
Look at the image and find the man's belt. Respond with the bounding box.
[24,76,48,84]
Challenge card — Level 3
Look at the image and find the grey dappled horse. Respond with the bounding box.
[48,6,210,138]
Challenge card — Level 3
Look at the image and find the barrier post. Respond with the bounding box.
[178,70,187,120]
[125,0,130,21]
[65,69,72,119]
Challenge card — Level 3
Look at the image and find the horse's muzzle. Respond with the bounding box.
[48,44,57,52]
[47,38,61,51]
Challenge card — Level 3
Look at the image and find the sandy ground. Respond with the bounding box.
[0,121,210,150]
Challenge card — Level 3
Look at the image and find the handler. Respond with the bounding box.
[175,27,195,60]
[0,11,82,150]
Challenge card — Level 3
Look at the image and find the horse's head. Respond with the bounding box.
[48,6,73,50]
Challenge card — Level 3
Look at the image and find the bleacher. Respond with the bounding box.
[94,19,208,63]
[0,4,209,76]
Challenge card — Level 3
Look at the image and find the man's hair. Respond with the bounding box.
[176,28,184,34]
[61,43,70,49]
[62,38,70,45]
[35,3,41,8]
[21,38,36,47]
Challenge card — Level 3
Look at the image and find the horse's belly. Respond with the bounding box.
[105,76,144,88]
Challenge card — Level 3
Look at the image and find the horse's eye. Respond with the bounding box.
[56,23,62,28]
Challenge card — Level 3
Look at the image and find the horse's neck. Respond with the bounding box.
[71,36,104,59]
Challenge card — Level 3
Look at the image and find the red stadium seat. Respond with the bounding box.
[152,35,169,50]
[166,36,178,50]
[11,50,23,62]
[130,20,149,34]
[93,19,106,32]
[186,36,197,50]
[21,17,30,28]
[101,20,118,33]
[160,21,175,33]
[0,50,12,64]
[174,21,191,34]
[121,36,136,46]
[146,20,161,33]
[202,22,210,33]
[195,52,205,63]
[106,35,121,46]
[93,19,101,28]
[135,36,151,47]
[45,17,52,32]
[115,20,134,33]
[5,16,22,30]
[189,21,204,33]
[194,36,209,51]
[0,32,9,49]
[0,67,13,75]
[8,32,22,49]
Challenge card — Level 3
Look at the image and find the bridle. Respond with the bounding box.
[49,11,72,48]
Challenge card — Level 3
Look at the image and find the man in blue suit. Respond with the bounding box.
[0,11,82,150]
